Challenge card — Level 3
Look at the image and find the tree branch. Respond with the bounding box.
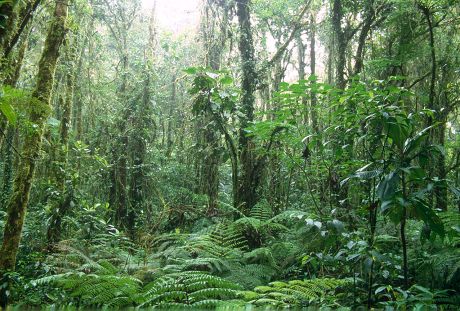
[257,0,311,79]
[3,0,42,59]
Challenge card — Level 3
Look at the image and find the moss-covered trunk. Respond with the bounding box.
[0,1,18,53]
[332,0,346,89]
[47,41,75,246]
[0,0,69,291]
[197,1,228,215]
[235,0,260,214]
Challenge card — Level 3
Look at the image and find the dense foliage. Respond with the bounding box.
[0,0,459,309]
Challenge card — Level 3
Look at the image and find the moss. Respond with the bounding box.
[0,0,70,272]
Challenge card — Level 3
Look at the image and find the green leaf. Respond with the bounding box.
[377,172,399,201]
[184,67,198,75]
[411,198,444,237]
[386,119,409,150]
[328,219,345,233]
[341,169,382,187]
[403,125,433,156]
[380,200,394,213]
[0,102,17,125]
[449,185,460,199]
[220,76,233,85]
[401,166,426,181]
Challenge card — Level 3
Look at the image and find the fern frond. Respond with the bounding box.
[139,271,241,308]
[250,201,272,221]
[248,278,349,307]
[32,272,142,307]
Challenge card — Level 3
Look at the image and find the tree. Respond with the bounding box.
[235,0,259,214]
[0,0,69,306]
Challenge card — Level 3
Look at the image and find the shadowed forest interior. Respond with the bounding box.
[0,0,459,309]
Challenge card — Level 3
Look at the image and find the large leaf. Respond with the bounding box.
[449,185,460,200]
[401,166,426,182]
[183,67,198,75]
[403,125,434,156]
[377,171,399,201]
[411,198,444,237]
[340,169,382,186]
[385,117,409,150]
[220,76,233,85]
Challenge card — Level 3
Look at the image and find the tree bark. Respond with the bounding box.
[310,13,319,134]
[2,0,41,59]
[420,5,447,211]
[72,30,90,142]
[353,0,375,75]
[197,0,229,215]
[0,0,68,306]
[1,127,15,207]
[0,1,18,53]
[3,27,29,87]
[332,0,346,89]
[47,40,75,246]
[296,33,305,82]
[166,76,175,158]
[0,30,28,212]
[235,0,259,214]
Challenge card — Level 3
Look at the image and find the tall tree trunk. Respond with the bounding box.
[332,0,346,89]
[47,41,75,246]
[197,0,228,216]
[354,0,375,75]
[310,13,319,134]
[3,28,29,87]
[420,4,447,211]
[235,0,259,214]
[127,4,156,235]
[72,29,90,142]
[128,77,149,238]
[113,126,129,231]
[113,49,130,232]
[296,33,306,82]
[1,127,15,207]
[0,1,18,53]
[0,0,68,307]
[2,0,41,59]
[166,76,175,158]
[0,6,31,151]
[0,29,28,211]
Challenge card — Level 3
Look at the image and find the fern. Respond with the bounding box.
[226,263,277,289]
[232,216,288,248]
[440,211,460,246]
[414,211,460,288]
[244,278,350,307]
[205,222,248,254]
[161,256,232,274]
[250,200,273,221]
[138,271,242,308]
[32,272,142,307]
[152,232,188,252]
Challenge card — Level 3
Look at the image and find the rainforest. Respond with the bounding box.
[0,0,459,309]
